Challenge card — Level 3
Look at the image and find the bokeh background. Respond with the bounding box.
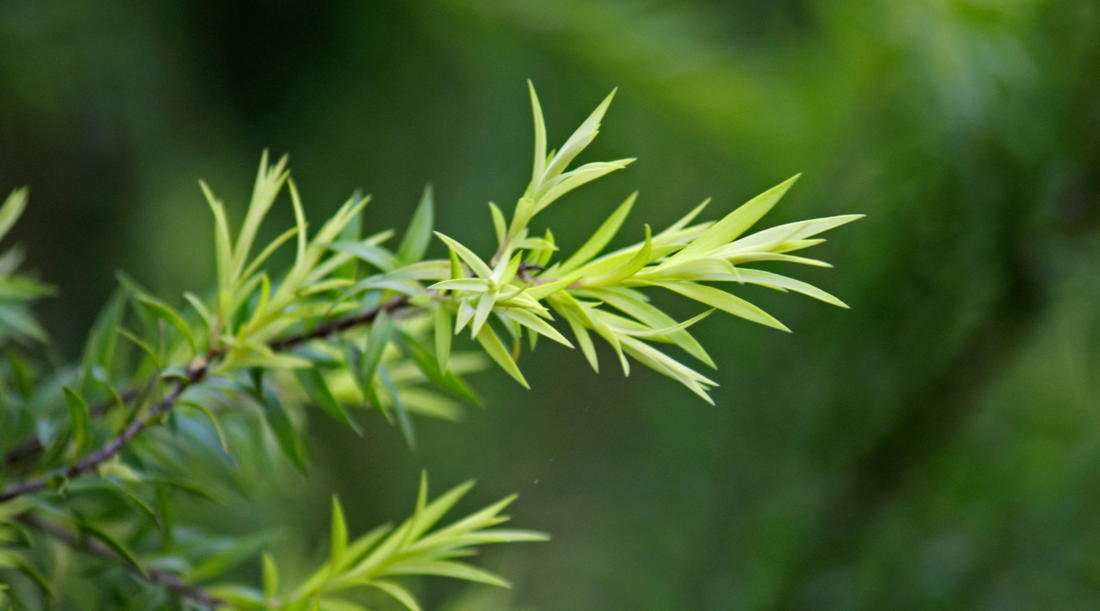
[3,0,1100,609]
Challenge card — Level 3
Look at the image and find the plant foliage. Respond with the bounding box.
[0,84,858,609]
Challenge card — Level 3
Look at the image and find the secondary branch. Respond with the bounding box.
[0,294,413,503]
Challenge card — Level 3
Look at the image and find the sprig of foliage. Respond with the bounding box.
[209,473,546,611]
[0,83,858,610]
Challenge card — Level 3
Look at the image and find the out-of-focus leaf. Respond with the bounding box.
[249,370,307,474]
[190,531,275,582]
[0,188,28,242]
[295,368,362,435]
[393,329,480,404]
[434,304,452,373]
[321,241,399,273]
[177,400,229,453]
[116,328,161,370]
[79,521,147,577]
[397,186,435,265]
[330,496,347,568]
[370,580,422,611]
[132,294,196,354]
[7,349,33,399]
[263,552,279,601]
[379,366,415,450]
[0,304,47,342]
[63,386,90,456]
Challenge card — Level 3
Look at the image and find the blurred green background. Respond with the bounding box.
[3,0,1100,608]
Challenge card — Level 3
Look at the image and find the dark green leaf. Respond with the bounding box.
[79,521,147,577]
[379,366,415,450]
[249,370,307,475]
[393,329,480,405]
[63,386,90,456]
[295,368,362,435]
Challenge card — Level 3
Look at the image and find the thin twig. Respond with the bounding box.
[16,513,224,608]
[0,294,413,504]
[3,388,140,469]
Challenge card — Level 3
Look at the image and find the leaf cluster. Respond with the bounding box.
[0,83,858,610]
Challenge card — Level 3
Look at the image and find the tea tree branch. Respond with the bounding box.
[16,513,224,608]
[0,295,414,504]
[0,84,859,610]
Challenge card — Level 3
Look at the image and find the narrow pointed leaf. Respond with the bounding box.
[664,175,799,266]
[434,232,491,279]
[295,368,362,435]
[397,186,435,266]
[560,191,637,273]
[475,326,528,389]
[63,386,90,456]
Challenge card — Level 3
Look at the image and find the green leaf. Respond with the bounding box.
[79,521,147,577]
[429,278,492,293]
[733,268,848,308]
[116,328,161,370]
[7,349,33,399]
[177,400,229,453]
[191,531,275,582]
[655,198,711,239]
[489,202,507,246]
[475,326,528,389]
[500,309,573,347]
[330,496,347,568]
[319,599,370,611]
[81,290,126,388]
[610,309,715,338]
[0,304,47,342]
[583,287,714,368]
[363,310,393,387]
[342,524,393,570]
[434,304,452,373]
[397,186,435,265]
[535,160,634,214]
[134,295,196,354]
[370,580,422,611]
[263,552,279,600]
[470,291,498,339]
[582,224,652,287]
[386,561,511,588]
[618,335,717,404]
[542,88,617,183]
[240,225,301,283]
[106,480,161,529]
[559,191,637,274]
[63,386,91,456]
[0,188,28,242]
[654,281,790,332]
[662,175,799,266]
[560,310,598,372]
[528,81,548,191]
[250,370,307,474]
[434,232,491,279]
[379,366,415,450]
[321,241,399,273]
[393,329,480,404]
[200,181,235,307]
[295,368,362,435]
